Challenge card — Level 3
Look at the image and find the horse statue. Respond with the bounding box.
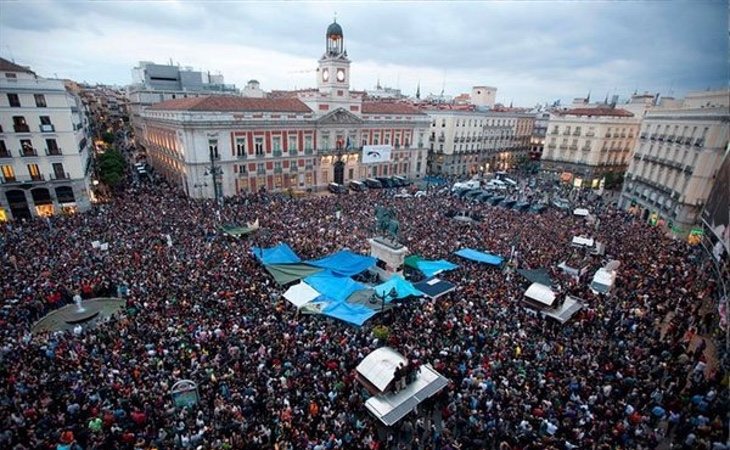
[375,206,400,243]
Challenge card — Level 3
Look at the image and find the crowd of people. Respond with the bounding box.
[0,170,726,450]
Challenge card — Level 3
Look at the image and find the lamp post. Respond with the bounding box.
[208,147,223,206]
[372,287,398,314]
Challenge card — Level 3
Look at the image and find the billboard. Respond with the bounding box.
[362,145,392,164]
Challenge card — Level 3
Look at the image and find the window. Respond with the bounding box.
[12,116,29,132]
[0,140,8,157]
[348,168,354,180]
[288,135,297,152]
[254,137,264,156]
[5,73,16,79]
[46,138,60,155]
[272,136,281,151]
[34,94,46,107]
[27,163,41,180]
[52,162,65,179]
[40,116,51,125]
[305,135,313,151]
[235,138,246,157]
[1,165,14,181]
[208,139,219,159]
[21,139,34,156]
[7,93,20,107]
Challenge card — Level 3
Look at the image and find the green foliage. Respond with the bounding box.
[98,148,126,188]
[372,325,391,342]
[102,131,115,145]
[604,171,625,190]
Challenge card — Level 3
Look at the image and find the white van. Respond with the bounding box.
[452,180,481,191]
[503,177,518,187]
[590,268,616,295]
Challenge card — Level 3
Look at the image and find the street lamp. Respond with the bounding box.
[371,287,398,314]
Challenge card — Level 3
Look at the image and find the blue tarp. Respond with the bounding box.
[252,243,301,265]
[304,272,368,303]
[322,301,377,326]
[308,250,376,277]
[455,248,504,266]
[374,275,424,301]
[416,260,459,278]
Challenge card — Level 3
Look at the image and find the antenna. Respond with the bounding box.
[440,69,446,97]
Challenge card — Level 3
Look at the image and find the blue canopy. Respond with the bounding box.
[308,250,376,277]
[304,272,368,303]
[322,301,377,326]
[374,275,424,301]
[252,243,301,265]
[455,248,504,266]
[416,260,458,278]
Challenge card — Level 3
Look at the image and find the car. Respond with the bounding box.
[489,195,506,206]
[364,178,382,189]
[552,198,571,210]
[513,201,531,212]
[464,190,484,202]
[328,182,347,194]
[500,199,517,209]
[349,180,367,192]
[376,177,395,188]
[529,204,548,214]
[393,176,410,186]
[389,177,404,187]
[476,191,494,203]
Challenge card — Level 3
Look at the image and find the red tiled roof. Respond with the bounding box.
[0,57,35,74]
[149,96,312,113]
[559,107,634,118]
[361,102,425,115]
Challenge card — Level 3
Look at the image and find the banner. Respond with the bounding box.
[362,145,392,164]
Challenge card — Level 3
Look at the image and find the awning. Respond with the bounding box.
[517,268,554,287]
[304,271,368,303]
[356,346,408,392]
[322,301,377,326]
[308,250,376,277]
[573,208,589,216]
[416,260,458,277]
[282,282,321,308]
[454,248,504,266]
[373,275,424,301]
[524,282,557,307]
[264,263,323,285]
[252,243,301,265]
[571,236,594,248]
[413,277,456,299]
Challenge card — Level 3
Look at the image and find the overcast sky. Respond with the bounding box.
[0,1,726,106]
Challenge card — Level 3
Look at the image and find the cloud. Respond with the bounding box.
[0,0,725,106]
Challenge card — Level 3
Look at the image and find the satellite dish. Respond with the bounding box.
[604,260,621,271]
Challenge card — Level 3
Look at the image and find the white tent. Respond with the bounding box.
[573,208,589,216]
[571,236,595,248]
[524,282,557,307]
[283,282,320,309]
[356,346,407,393]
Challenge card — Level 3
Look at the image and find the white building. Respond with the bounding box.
[541,107,640,188]
[619,90,730,236]
[0,58,93,220]
[470,86,497,108]
[138,20,429,198]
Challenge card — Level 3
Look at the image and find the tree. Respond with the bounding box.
[101,131,115,145]
[603,171,625,190]
[98,148,126,189]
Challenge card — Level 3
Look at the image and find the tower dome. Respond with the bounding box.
[324,18,344,56]
[326,21,343,38]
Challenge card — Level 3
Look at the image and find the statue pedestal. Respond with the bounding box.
[369,238,408,281]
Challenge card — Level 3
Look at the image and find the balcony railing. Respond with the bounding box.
[619,133,626,138]
[49,172,71,181]
[667,135,675,143]
[657,135,665,141]
[605,133,611,138]
[288,149,298,156]
[40,124,55,132]
[45,148,63,156]
[558,144,568,149]
[21,148,38,157]
[694,138,705,147]
[272,150,282,157]
[550,130,559,135]
[14,124,30,133]
[569,145,578,150]
[581,146,591,151]
[572,131,581,136]
[585,132,595,137]
[562,131,571,135]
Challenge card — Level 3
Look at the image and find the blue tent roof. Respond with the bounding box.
[252,243,301,265]
[322,301,377,326]
[374,275,424,301]
[454,248,504,266]
[416,259,458,278]
[308,250,376,277]
[304,271,368,303]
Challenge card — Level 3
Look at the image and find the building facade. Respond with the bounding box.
[619,93,729,236]
[425,109,535,176]
[0,58,93,220]
[541,107,640,188]
[530,111,549,160]
[138,21,429,198]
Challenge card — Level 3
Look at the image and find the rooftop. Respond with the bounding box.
[361,102,426,115]
[0,57,35,74]
[558,107,634,118]
[148,96,313,113]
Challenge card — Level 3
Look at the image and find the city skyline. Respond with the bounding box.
[0,0,726,105]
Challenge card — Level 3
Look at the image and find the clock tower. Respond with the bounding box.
[317,18,351,94]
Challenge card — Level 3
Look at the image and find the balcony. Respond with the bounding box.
[569,145,578,150]
[550,130,559,135]
[640,133,647,140]
[612,133,620,138]
[585,132,595,137]
[304,148,314,155]
[562,131,571,136]
[45,148,63,156]
[649,135,656,141]
[657,135,665,141]
[619,133,626,138]
[558,144,568,150]
[236,153,247,160]
[49,172,71,181]
[288,149,298,156]
[0,149,11,158]
[14,124,30,133]
[604,133,611,138]
[694,138,704,147]
[581,146,591,152]
[20,148,38,157]
[547,144,556,149]
[666,135,674,143]
[628,133,634,139]
[438,136,445,142]
[40,124,55,133]
[572,131,581,136]
[272,150,282,157]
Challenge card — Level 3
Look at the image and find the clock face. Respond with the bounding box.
[322,68,329,82]
[336,68,345,82]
